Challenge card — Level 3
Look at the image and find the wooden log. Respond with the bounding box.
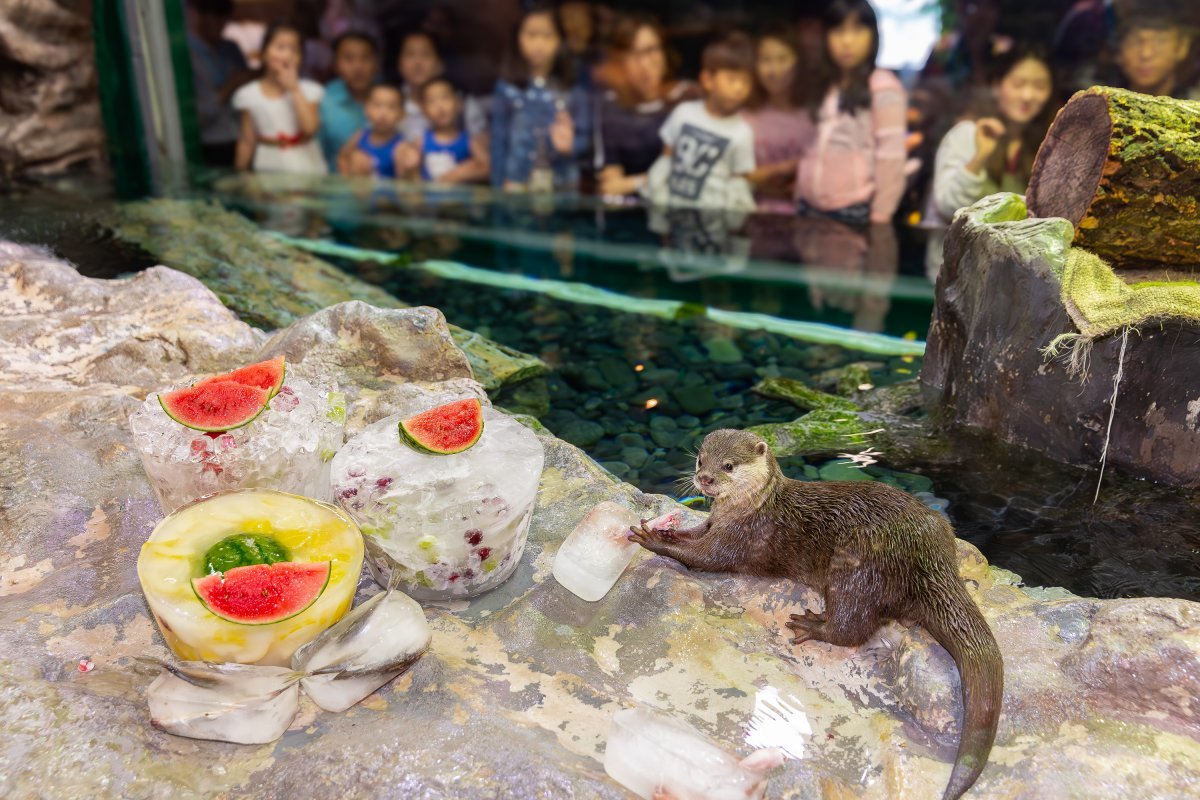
[1026,86,1200,268]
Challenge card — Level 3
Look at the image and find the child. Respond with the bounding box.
[410,78,489,184]
[490,3,591,191]
[233,22,327,173]
[337,84,414,178]
[318,32,379,171]
[745,31,814,208]
[795,0,907,225]
[647,32,757,210]
[395,31,488,143]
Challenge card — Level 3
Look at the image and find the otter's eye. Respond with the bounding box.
[722,462,734,472]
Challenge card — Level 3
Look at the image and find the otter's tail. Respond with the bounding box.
[917,576,1004,800]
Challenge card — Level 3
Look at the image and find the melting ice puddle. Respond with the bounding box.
[743,686,813,760]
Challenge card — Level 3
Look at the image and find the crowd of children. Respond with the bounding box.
[187,0,1200,230]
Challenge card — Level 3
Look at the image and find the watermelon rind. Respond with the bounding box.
[159,381,270,433]
[399,398,485,455]
[198,355,287,398]
[191,561,331,626]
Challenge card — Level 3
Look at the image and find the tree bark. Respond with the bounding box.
[1027,86,1200,268]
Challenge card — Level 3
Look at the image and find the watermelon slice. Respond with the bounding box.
[400,398,484,455]
[199,355,286,398]
[159,381,270,433]
[192,561,331,625]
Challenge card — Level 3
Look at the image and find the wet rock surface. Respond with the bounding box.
[922,193,1200,487]
[1,245,1199,798]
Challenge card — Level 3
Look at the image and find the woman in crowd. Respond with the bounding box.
[595,14,697,197]
[490,3,591,191]
[925,44,1055,276]
[745,29,814,209]
[794,0,907,226]
[233,22,328,173]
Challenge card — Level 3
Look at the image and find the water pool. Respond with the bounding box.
[5,174,1199,601]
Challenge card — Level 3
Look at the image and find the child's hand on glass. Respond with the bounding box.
[550,110,574,155]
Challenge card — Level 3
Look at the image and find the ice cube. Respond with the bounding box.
[129,377,344,513]
[604,707,775,800]
[293,581,431,712]
[330,403,543,601]
[553,501,642,602]
[143,658,301,745]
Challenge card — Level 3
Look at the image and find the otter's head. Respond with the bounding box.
[692,429,778,502]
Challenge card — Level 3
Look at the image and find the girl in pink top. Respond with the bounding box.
[795,0,907,225]
[744,31,815,211]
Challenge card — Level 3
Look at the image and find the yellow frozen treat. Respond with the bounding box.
[138,489,364,666]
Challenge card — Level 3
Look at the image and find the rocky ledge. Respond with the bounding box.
[1,242,1198,798]
[922,193,1200,488]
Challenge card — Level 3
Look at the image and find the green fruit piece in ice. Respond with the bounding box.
[159,380,270,433]
[192,562,331,625]
[199,355,286,398]
[203,533,291,575]
[400,398,485,455]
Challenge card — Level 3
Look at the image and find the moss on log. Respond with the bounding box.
[1027,86,1200,268]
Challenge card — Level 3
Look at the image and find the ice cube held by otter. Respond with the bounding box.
[143,658,301,745]
[603,707,782,800]
[553,501,642,602]
[291,578,431,712]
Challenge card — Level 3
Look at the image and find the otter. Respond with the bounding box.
[629,429,1003,800]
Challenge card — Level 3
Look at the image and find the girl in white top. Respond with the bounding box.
[925,45,1054,277]
[233,23,327,174]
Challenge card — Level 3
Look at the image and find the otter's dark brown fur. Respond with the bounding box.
[629,429,1003,800]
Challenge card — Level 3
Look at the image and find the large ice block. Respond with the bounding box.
[130,376,345,513]
[330,404,544,601]
[553,501,642,602]
[604,707,777,800]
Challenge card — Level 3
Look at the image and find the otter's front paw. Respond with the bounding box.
[785,611,828,645]
[628,521,674,551]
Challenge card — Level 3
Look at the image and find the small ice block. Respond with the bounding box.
[553,501,641,602]
[604,707,773,800]
[145,660,300,745]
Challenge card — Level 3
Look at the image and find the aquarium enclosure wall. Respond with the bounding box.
[2,1,1199,798]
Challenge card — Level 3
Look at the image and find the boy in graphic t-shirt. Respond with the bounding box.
[647,33,757,210]
[408,77,489,184]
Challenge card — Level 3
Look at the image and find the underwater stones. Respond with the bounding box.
[702,336,744,364]
[672,384,718,417]
[557,418,605,448]
[923,192,1200,487]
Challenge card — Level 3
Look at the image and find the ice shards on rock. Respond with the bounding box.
[142,658,301,745]
[604,707,783,800]
[553,501,642,602]
[292,578,431,712]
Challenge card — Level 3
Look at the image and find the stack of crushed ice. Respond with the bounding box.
[129,377,345,513]
[330,405,543,601]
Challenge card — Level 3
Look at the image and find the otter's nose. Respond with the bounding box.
[697,473,714,487]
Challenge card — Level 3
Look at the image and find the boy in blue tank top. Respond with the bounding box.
[336,84,417,178]
[412,78,489,184]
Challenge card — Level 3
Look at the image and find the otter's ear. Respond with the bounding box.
[755,441,769,457]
